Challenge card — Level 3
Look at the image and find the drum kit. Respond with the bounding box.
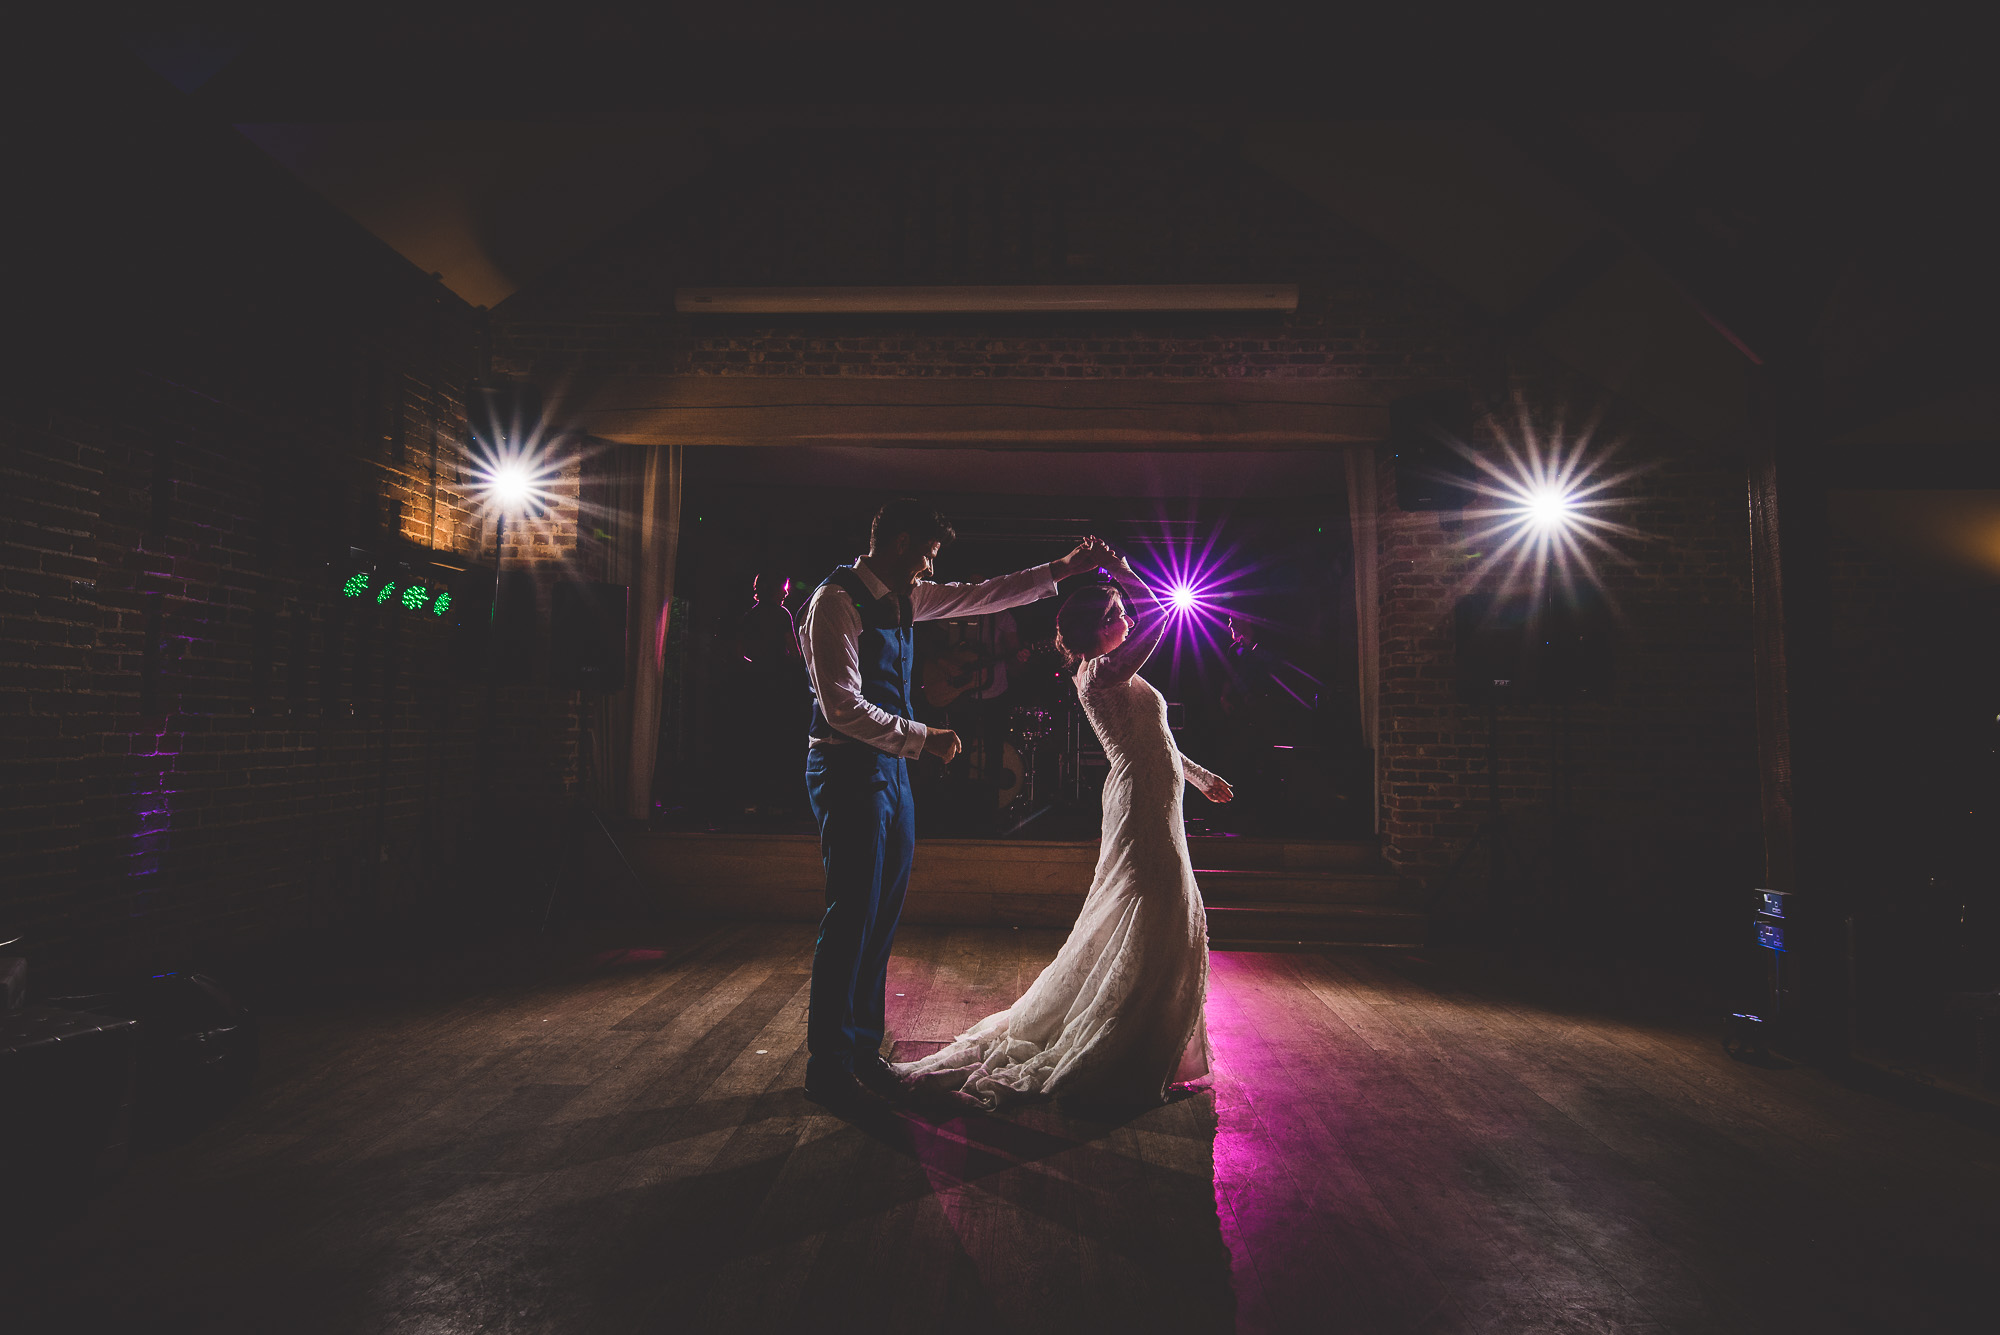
[919,621,1087,824]
[945,699,1071,815]
[1008,705,1055,743]
[1003,705,1057,811]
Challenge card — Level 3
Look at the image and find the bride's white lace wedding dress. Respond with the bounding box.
[894,594,1216,1109]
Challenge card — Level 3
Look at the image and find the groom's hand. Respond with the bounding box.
[922,728,962,764]
[1054,536,1113,579]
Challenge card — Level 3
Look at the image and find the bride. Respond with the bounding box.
[895,548,1233,1111]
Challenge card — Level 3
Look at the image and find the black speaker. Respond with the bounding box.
[448,566,495,679]
[1391,391,1480,511]
[1539,586,1614,701]
[47,972,259,1143]
[0,1006,138,1239]
[447,568,540,681]
[1454,587,1613,701]
[551,580,629,690]
[1454,592,1534,698]
[491,569,538,682]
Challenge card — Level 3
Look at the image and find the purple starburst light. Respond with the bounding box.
[1107,508,1342,717]
[1120,518,1281,693]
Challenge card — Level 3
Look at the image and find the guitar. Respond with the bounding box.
[921,637,1056,708]
[921,643,997,708]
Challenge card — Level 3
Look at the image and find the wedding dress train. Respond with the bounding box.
[894,598,1214,1109]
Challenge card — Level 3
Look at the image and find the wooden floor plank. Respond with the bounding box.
[1231,951,1723,1332]
[884,923,948,1054]
[9,928,1996,1335]
[1298,953,1750,1332]
[1345,951,1998,1333]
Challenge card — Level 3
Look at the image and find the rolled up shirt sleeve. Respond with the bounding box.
[800,583,930,758]
[911,562,1059,621]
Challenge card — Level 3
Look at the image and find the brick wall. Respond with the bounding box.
[493,129,1766,955]
[1,55,582,984]
[1373,410,1763,949]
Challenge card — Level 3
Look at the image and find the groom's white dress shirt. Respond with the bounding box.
[801,558,1059,757]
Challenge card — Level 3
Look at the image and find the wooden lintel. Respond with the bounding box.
[555,375,1389,449]
[675,284,1300,314]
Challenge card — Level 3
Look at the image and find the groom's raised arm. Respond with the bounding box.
[910,563,1060,622]
[911,537,1109,621]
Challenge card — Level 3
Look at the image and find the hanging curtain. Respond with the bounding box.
[592,442,683,821]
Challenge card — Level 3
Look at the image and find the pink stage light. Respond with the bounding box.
[1118,516,1334,718]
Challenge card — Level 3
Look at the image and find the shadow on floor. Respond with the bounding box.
[3,924,1234,1335]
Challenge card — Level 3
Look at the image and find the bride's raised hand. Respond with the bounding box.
[1055,535,1114,579]
[1105,547,1148,588]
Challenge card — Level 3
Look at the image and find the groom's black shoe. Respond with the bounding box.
[803,1068,879,1114]
[853,1055,910,1103]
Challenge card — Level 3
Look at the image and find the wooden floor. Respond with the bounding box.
[9,924,1997,1334]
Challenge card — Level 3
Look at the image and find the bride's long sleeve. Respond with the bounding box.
[1178,750,1218,790]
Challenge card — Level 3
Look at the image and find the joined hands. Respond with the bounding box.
[1053,536,1116,580]
[1054,536,1146,587]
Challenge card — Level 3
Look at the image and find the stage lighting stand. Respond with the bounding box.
[477,493,650,931]
[541,686,653,932]
[478,497,522,758]
[1430,482,1599,935]
[468,438,565,920]
[999,708,1059,837]
[1546,691,1578,929]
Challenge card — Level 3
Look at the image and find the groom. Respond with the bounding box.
[797,498,1106,1108]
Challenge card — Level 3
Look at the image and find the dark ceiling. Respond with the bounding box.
[137,4,1744,118]
[81,3,2000,475]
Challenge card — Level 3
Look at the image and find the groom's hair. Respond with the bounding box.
[869,498,956,553]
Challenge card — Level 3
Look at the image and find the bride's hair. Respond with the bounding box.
[1054,584,1122,668]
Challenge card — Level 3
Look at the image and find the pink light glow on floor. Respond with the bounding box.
[1202,951,1291,1329]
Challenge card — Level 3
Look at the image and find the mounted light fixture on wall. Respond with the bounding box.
[460,379,565,683]
[463,380,558,527]
[673,284,1300,315]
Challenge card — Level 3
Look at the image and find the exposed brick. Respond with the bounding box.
[3,86,587,984]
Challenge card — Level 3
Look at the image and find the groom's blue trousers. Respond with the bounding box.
[804,742,916,1082]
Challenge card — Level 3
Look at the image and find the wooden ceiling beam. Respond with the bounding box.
[554,375,1388,450]
[675,285,1300,315]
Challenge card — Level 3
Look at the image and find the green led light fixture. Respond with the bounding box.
[331,556,458,620]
